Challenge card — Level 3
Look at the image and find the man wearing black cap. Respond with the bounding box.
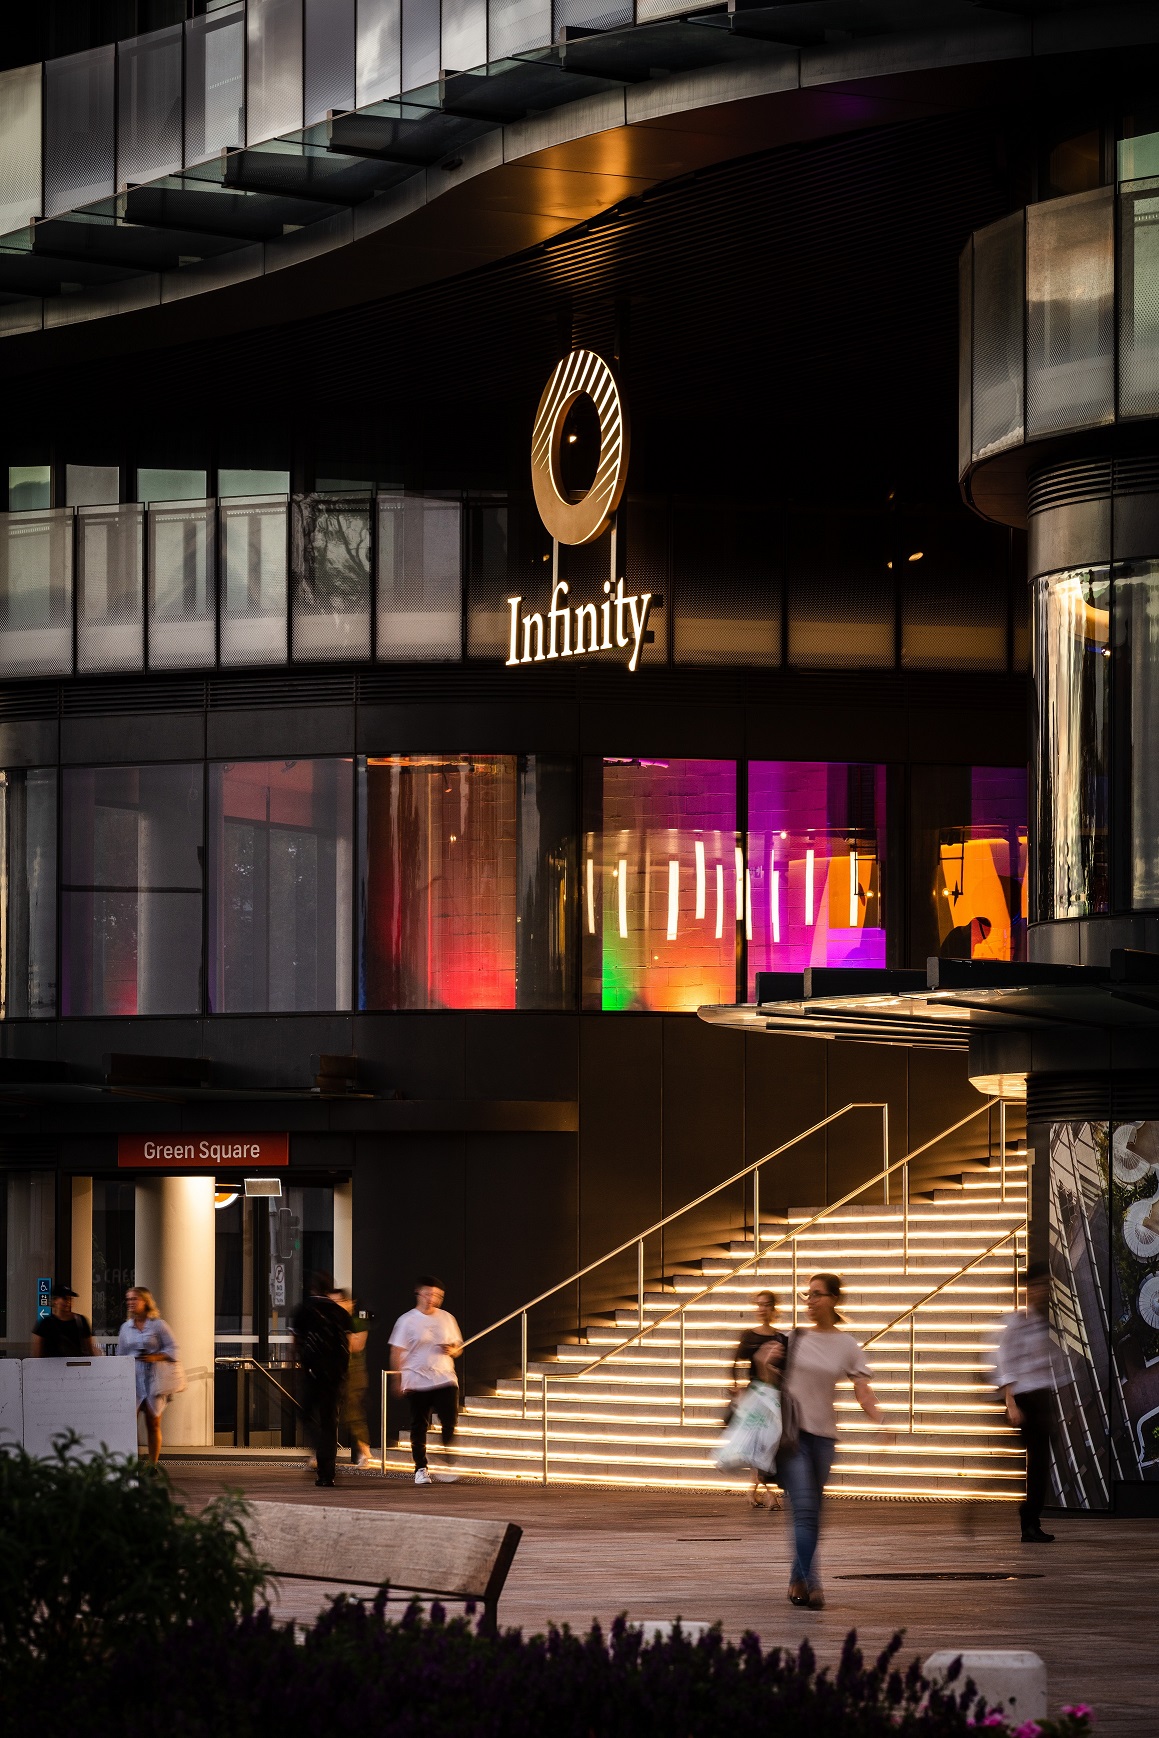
[32,1284,98,1358]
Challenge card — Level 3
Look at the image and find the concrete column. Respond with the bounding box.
[70,1178,93,1326]
[334,1178,353,1291]
[133,1176,216,1447]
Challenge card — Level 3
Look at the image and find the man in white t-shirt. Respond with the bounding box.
[389,1276,464,1486]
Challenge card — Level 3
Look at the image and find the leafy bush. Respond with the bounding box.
[37,1595,1092,1738]
[0,1437,267,1685]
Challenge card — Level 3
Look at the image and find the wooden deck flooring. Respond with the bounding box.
[169,1462,1157,1736]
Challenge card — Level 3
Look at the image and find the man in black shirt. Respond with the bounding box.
[290,1270,351,1488]
[32,1284,98,1358]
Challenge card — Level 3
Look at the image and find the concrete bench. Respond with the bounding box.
[246,1499,522,1636]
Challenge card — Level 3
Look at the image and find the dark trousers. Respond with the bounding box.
[407,1384,458,1469]
[1016,1387,1051,1532]
[303,1376,342,1484]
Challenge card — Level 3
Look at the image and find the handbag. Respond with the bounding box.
[776,1330,802,1462]
[151,1356,187,1398]
[712,1381,783,1472]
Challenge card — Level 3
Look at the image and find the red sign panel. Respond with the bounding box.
[118,1133,289,1169]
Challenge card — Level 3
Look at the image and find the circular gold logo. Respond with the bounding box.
[530,349,629,546]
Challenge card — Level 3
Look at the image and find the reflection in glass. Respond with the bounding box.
[92,1181,135,1339]
[584,758,737,1012]
[185,3,245,162]
[377,494,461,660]
[1026,188,1114,438]
[209,759,353,1013]
[220,496,288,665]
[971,211,1025,459]
[66,465,119,507]
[1,1173,55,1356]
[1119,189,1159,417]
[148,499,216,668]
[1114,562,1159,907]
[1048,1120,1116,1507]
[360,755,574,1010]
[1035,567,1110,918]
[0,508,73,676]
[61,764,203,1016]
[747,762,885,989]
[76,503,144,673]
[0,767,57,1018]
[934,769,1027,961]
[292,494,371,661]
[9,467,51,511]
[1106,1120,1159,1486]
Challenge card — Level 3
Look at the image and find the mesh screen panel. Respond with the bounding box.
[247,0,304,145]
[971,211,1025,460]
[0,64,41,236]
[488,0,549,61]
[673,509,779,666]
[786,513,893,669]
[401,0,440,95]
[1027,187,1114,439]
[467,498,550,659]
[899,512,1008,670]
[622,502,667,666]
[1120,187,1159,418]
[220,496,289,665]
[377,495,461,660]
[148,500,216,669]
[958,240,972,477]
[118,24,183,187]
[292,494,371,661]
[305,0,356,126]
[441,0,487,75]
[0,510,74,678]
[77,505,144,674]
[0,767,58,1020]
[44,46,115,217]
[554,0,629,28]
[356,0,402,104]
[186,6,246,163]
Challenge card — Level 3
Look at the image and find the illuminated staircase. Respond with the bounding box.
[383,1162,1029,1500]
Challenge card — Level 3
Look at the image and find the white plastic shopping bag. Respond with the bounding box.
[711,1380,782,1472]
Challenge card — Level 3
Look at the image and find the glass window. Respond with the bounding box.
[10,466,51,512]
[137,468,208,504]
[377,494,461,660]
[1026,188,1114,439]
[66,465,119,507]
[1120,188,1159,418]
[1114,561,1159,908]
[1035,566,1110,919]
[62,764,204,1017]
[747,762,886,990]
[1,1173,55,1357]
[291,494,371,661]
[0,768,57,1019]
[247,0,304,143]
[148,499,216,668]
[76,504,145,673]
[0,508,74,678]
[488,0,550,58]
[117,24,183,188]
[220,496,289,665]
[910,765,1027,968]
[971,211,1025,460]
[583,758,737,1012]
[209,759,353,1013]
[0,63,42,236]
[44,45,115,217]
[219,467,290,497]
[356,0,401,104]
[360,754,575,1009]
[305,0,356,126]
[92,1181,135,1342]
[185,4,246,163]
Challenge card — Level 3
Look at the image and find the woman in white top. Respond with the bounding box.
[779,1272,887,1609]
[117,1286,179,1466]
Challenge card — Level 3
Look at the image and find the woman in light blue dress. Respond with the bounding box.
[117,1286,178,1465]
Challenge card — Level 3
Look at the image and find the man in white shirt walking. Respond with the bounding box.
[389,1276,464,1486]
[994,1261,1056,1543]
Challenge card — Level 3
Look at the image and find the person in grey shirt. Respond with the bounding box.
[994,1261,1055,1543]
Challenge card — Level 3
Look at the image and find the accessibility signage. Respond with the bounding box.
[36,1277,51,1320]
[118,1133,289,1168]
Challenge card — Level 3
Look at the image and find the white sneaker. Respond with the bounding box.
[415,1467,433,1485]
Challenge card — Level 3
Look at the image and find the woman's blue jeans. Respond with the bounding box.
[779,1430,837,1587]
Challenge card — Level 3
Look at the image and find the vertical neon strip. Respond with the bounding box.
[667,859,679,940]
[586,855,595,935]
[694,839,705,919]
[772,868,781,944]
[848,848,858,926]
[744,869,752,942]
[734,846,743,922]
[618,858,628,939]
[715,862,724,939]
[805,849,814,926]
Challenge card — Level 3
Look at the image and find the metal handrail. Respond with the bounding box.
[531,1095,1004,1482]
[215,1354,301,1411]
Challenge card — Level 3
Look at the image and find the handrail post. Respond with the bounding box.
[753,1164,761,1260]
[882,1102,889,1205]
[679,1307,686,1425]
[1013,1234,1019,1311]
[908,1313,916,1433]
[791,1236,798,1327]
[541,1374,549,1486]
[903,1160,909,1277]
[236,1361,246,1450]
[381,1367,388,1475]
[521,1311,528,1421]
[999,1097,1007,1205]
[637,1238,645,1332]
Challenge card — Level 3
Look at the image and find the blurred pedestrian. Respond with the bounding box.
[331,1285,373,1467]
[779,1272,888,1609]
[32,1283,98,1358]
[994,1261,1055,1543]
[389,1276,463,1486]
[291,1269,350,1489]
[730,1290,786,1509]
[117,1286,178,1466]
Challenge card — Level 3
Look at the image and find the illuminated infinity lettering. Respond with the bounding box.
[530,349,629,545]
